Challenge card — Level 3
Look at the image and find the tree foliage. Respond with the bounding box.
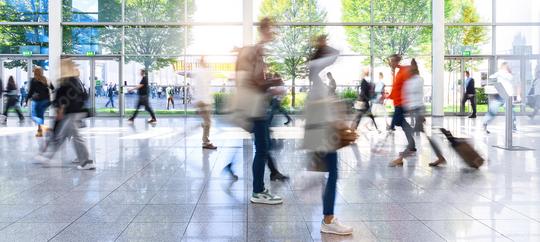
[342,0,488,68]
[342,0,431,65]
[0,0,48,70]
[259,0,326,106]
[99,0,194,72]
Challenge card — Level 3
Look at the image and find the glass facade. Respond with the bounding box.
[1,0,539,115]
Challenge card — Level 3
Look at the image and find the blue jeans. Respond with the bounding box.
[484,94,516,128]
[31,100,50,125]
[323,152,338,215]
[252,119,271,193]
[392,106,415,150]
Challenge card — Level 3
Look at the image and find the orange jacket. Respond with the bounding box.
[389,65,411,107]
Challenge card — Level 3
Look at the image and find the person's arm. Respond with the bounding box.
[25,80,34,104]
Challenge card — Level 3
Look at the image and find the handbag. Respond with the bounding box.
[333,126,358,149]
[354,100,367,110]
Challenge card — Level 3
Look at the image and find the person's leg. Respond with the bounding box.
[252,119,269,194]
[395,106,415,150]
[351,112,364,130]
[171,97,174,108]
[470,96,477,116]
[130,97,142,119]
[461,95,467,114]
[368,113,378,130]
[427,134,446,166]
[322,152,338,218]
[14,103,24,120]
[199,104,212,146]
[142,96,156,120]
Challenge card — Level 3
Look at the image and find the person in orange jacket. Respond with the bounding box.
[387,54,416,167]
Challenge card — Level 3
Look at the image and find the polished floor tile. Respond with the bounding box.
[0,116,539,241]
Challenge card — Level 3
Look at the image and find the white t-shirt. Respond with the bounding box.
[403,74,424,110]
[487,70,515,96]
[192,67,213,104]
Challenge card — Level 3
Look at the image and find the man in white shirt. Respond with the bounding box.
[192,57,216,149]
[483,62,518,133]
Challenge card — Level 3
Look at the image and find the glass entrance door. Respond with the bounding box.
[444,57,491,114]
[0,56,49,115]
[71,57,121,116]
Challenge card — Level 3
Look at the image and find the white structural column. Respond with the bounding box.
[48,0,62,83]
[432,0,445,117]
[243,0,253,46]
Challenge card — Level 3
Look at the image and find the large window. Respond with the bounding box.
[51,0,540,115]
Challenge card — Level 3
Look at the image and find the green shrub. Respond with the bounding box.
[213,92,231,114]
[476,87,488,104]
[338,88,358,102]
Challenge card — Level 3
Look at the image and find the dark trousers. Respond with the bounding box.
[131,95,156,120]
[461,94,477,115]
[352,107,378,130]
[3,96,24,119]
[252,119,270,193]
[322,152,338,216]
[105,96,115,108]
[392,106,415,150]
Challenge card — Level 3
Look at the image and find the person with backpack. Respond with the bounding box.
[1,76,25,125]
[351,67,378,131]
[36,59,95,170]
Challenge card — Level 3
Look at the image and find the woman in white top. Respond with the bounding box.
[483,62,517,133]
[402,59,446,167]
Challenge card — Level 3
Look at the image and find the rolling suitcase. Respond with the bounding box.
[440,128,484,168]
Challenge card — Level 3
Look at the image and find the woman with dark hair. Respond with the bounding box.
[26,67,54,137]
[1,76,25,124]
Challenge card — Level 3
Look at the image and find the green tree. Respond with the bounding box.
[444,0,488,71]
[259,0,326,107]
[0,1,48,70]
[342,0,432,65]
[99,0,194,72]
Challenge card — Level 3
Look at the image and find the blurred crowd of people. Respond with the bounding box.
[1,16,540,237]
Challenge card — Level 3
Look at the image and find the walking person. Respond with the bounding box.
[37,59,95,170]
[128,69,157,124]
[193,57,217,150]
[26,67,54,137]
[483,62,518,134]
[105,83,116,108]
[371,72,389,125]
[1,76,25,124]
[166,85,175,110]
[304,34,353,236]
[387,54,416,167]
[235,17,285,205]
[351,67,378,131]
[19,82,27,107]
[398,58,446,167]
[461,70,477,118]
[268,76,292,126]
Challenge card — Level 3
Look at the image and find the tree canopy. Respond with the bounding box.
[259,0,326,106]
[342,0,487,67]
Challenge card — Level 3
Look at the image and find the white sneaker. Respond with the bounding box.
[77,160,96,170]
[320,218,353,235]
[250,189,283,205]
